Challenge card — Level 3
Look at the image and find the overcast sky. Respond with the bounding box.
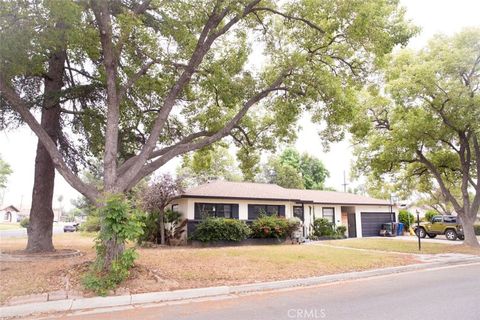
[1,0,479,211]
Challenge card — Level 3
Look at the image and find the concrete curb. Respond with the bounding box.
[2,258,480,318]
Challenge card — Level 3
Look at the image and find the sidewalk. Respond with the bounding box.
[1,255,479,319]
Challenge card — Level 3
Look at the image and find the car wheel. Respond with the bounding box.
[416,228,427,238]
[427,233,437,238]
[445,229,457,241]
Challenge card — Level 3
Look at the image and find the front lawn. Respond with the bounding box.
[0,223,21,230]
[0,233,416,304]
[324,238,480,255]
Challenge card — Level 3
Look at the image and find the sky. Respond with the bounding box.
[1,0,479,211]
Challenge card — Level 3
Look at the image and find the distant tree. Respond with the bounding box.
[263,148,329,189]
[0,154,12,190]
[141,174,184,245]
[177,144,242,187]
[424,210,437,222]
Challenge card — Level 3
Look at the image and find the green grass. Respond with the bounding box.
[324,238,480,255]
[0,223,21,230]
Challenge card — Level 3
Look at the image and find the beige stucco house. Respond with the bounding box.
[172,181,398,238]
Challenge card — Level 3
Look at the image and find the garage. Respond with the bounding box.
[361,212,395,237]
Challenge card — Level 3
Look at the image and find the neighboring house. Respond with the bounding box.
[172,181,398,239]
[0,205,21,223]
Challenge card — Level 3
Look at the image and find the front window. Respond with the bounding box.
[322,207,334,223]
[194,203,238,219]
[248,204,285,220]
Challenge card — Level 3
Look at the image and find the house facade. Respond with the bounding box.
[0,205,21,223]
[172,181,398,239]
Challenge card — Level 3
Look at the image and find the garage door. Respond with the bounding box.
[361,212,395,237]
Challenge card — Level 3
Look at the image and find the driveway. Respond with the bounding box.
[394,235,480,245]
[47,262,480,320]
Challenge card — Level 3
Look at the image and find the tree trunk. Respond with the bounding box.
[26,49,66,253]
[461,215,480,248]
[159,209,165,245]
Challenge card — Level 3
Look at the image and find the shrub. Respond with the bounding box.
[312,218,334,237]
[80,215,101,232]
[424,210,437,222]
[82,195,144,296]
[137,212,159,244]
[474,225,480,236]
[20,217,29,228]
[336,225,347,237]
[191,218,251,242]
[250,215,290,239]
[285,217,302,238]
[398,210,415,230]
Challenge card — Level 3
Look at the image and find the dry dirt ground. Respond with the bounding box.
[0,233,420,304]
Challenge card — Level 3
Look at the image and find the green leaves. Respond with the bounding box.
[351,29,480,218]
[264,148,329,190]
[0,154,12,189]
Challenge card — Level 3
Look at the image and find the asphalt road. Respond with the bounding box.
[0,225,64,239]
[49,263,480,320]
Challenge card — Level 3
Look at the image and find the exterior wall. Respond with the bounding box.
[175,197,395,239]
[0,209,20,223]
[181,197,295,220]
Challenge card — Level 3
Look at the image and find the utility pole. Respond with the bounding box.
[341,171,348,192]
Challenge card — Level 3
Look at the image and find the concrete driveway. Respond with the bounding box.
[393,235,480,245]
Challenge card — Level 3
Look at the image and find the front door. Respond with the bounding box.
[347,213,357,238]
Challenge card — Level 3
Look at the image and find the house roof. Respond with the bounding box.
[179,181,391,206]
[1,205,20,212]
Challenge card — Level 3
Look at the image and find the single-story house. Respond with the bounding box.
[171,181,398,239]
[0,205,21,223]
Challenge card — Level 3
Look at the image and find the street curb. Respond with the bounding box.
[2,258,480,318]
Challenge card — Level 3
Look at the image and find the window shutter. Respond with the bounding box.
[232,204,239,219]
[278,205,285,217]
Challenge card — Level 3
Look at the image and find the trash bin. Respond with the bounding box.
[397,222,404,236]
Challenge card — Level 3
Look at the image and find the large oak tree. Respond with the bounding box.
[351,29,480,247]
[1,0,414,268]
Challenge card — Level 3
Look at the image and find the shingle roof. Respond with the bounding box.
[180,181,390,205]
[1,205,20,212]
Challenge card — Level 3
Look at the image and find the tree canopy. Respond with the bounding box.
[263,148,329,189]
[1,0,415,267]
[0,154,12,190]
[177,144,242,187]
[351,28,480,247]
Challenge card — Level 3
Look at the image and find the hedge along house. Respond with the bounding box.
[171,181,398,239]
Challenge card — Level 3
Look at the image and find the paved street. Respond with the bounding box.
[0,225,64,239]
[48,263,480,320]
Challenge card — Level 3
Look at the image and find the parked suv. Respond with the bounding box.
[414,215,464,241]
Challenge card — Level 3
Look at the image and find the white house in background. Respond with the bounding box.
[1,205,21,223]
[171,181,398,239]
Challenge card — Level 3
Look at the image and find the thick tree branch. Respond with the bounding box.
[116,1,262,191]
[252,7,325,34]
[92,0,121,191]
[124,70,291,190]
[0,75,99,201]
[117,130,211,176]
[416,149,463,214]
